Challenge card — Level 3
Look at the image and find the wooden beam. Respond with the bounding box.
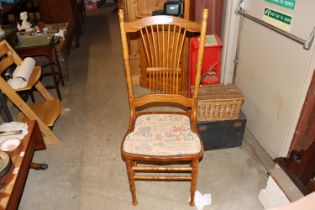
[134,175,192,181]
[132,166,192,172]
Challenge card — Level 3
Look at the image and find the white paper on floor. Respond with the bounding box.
[194,191,212,210]
[64,108,71,112]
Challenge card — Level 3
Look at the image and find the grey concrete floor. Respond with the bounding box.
[19,5,267,210]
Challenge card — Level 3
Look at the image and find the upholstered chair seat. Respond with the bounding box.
[123,114,201,156]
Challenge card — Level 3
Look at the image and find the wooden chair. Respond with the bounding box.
[0,40,61,144]
[119,9,208,206]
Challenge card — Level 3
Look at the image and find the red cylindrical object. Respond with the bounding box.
[189,34,222,86]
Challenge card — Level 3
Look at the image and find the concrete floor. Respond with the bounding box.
[19,6,268,210]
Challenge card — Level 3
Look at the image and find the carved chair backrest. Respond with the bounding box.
[140,23,187,94]
[119,9,208,125]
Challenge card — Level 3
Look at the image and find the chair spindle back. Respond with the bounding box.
[140,24,186,94]
[119,10,208,114]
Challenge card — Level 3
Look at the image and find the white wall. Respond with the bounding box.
[221,0,315,158]
[221,0,240,84]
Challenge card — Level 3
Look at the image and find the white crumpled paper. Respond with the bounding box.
[194,191,212,210]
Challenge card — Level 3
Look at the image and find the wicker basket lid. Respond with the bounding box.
[192,84,244,100]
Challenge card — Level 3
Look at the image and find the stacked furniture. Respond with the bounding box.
[195,84,246,150]
[0,40,61,144]
[15,33,65,100]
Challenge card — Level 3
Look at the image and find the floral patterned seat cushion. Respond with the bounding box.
[123,114,201,156]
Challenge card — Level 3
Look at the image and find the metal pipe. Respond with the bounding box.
[231,0,246,84]
[237,10,315,50]
[232,10,244,84]
[238,11,304,44]
[304,27,315,50]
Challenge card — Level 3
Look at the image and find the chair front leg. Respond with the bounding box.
[190,158,199,206]
[125,160,138,205]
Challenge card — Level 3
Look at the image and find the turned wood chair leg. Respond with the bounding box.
[126,160,138,205]
[190,159,199,206]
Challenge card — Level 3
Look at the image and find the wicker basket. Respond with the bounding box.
[195,84,244,121]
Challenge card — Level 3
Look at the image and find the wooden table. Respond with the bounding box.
[15,34,64,100]
[0,121,47,210]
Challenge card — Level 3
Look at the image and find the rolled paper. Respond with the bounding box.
[7,57,35,89]
[7,77,26,89]
[13,57,35,81]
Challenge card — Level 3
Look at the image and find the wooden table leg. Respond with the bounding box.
[54,47,65,86]
[31,122,48,170]
[48,50,62,100]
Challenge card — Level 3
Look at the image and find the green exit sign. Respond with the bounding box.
[265,0,296,10]
[264,8,292,25]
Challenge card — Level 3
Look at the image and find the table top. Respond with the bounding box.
[44,22,68,34]
[45,22,69,53]
[0,121,36,208]
[15,22,69,53]
[15,34,54,49]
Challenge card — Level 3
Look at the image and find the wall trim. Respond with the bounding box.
[221,0,240,84]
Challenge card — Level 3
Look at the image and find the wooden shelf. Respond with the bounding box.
[19,100,61,126]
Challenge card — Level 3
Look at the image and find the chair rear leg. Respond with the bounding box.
[125,160,138,205]
[190,158,199,206]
